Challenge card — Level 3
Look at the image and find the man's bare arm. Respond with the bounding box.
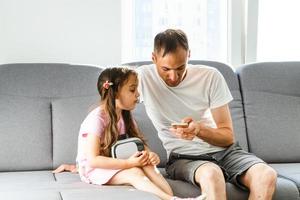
[195,104,234,147]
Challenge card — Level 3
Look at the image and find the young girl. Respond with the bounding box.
[54,67,206,200]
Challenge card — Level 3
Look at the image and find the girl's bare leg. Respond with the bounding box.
[107,167,173,200]
[142,165,173,195]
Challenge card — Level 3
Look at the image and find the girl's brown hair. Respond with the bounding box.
[97,67,145,156]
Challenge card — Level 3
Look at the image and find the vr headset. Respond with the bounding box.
[111,137,145,159]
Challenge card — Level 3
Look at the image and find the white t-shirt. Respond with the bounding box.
[137,64,233,158]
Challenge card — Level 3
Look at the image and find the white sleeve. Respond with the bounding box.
[209,69,233,109]
[136,67,144,103]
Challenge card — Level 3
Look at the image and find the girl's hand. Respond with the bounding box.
[52,164,77,173]
[148,151,160,166]
[127,151,149,167]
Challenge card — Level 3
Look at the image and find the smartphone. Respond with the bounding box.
[171,122,189,128]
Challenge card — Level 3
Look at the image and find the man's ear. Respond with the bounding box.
[152,52,157,64]
[185,50,191,64]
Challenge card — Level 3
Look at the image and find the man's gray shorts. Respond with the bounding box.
[166,142,265,190]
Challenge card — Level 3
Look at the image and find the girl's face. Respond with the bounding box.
[115,74,139,111]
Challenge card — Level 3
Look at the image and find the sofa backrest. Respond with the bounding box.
[127,60,249,167]
[0,63,102,171]
[238,62,300,163]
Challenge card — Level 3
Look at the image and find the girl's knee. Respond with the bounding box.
[110,167,148,185]
[126,167,148,179]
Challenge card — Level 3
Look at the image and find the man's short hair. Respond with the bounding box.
[154,29,189,57]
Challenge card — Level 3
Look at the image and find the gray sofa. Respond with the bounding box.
[0,62,299,200]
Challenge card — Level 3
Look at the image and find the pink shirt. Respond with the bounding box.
[76,107,126,185]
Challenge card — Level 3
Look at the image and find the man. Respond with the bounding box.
[136,29,277,200]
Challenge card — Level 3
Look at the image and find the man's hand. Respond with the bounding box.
[169,104,235,147]
[169,117,198,140]
[169,117,211,140]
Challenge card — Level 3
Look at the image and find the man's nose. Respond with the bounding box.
[169,70,178,81]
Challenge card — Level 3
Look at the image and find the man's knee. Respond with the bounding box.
[243,163,277,187]
[195,163,224,185]
[260,165,277,186]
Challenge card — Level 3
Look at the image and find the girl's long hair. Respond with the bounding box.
[97,67,146,156]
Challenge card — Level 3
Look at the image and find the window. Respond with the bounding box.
[122,0,227,64]
[256,0,300,61]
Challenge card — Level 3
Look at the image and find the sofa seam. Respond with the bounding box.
[59,191,63,200]
[50,101,54,169]
[52,172,57,181]
[237,71,252,153]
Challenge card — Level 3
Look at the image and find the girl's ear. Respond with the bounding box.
[115,92,119,99]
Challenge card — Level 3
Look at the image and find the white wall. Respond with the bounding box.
[0,0,121,66]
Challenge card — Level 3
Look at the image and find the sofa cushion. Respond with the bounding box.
[60,188,160,200]
[238,62,300,162]
[272,176,300,200]
[0,171,55,185]
[0,171,56,189]
[52,95,99,168]
[0,95,52,171]
[271,163,300,190]
[0,63,102,98]
[1,191,61,200]
[0,63,103,171]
